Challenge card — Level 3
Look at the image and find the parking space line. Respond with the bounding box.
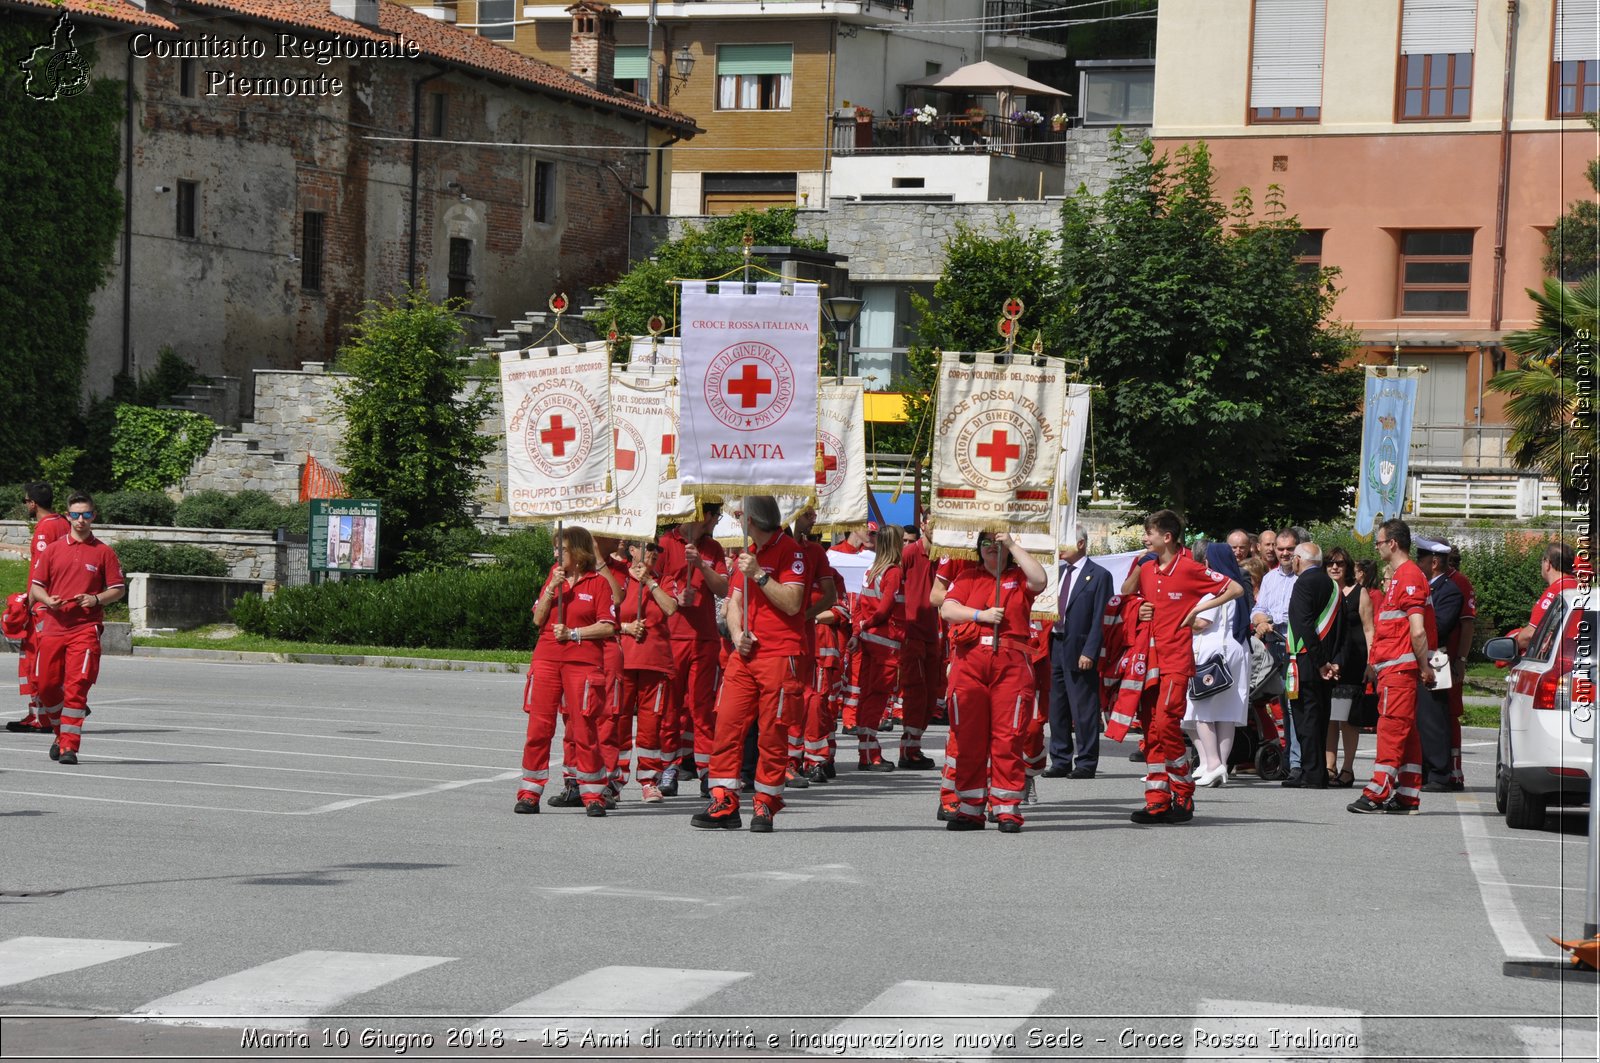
[0,788,307,815]
[1455,794,1559,960]
[304,770,522,813]
[66,720,513,754]
[8,735,513,771]
[0,766,374,798]
[106,703,524,737]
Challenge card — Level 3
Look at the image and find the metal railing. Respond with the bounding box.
[831,114,1066,165]
[983,0,1071,47]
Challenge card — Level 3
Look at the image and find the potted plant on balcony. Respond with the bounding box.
[1050,112,1069,132]
[852,104,874,148]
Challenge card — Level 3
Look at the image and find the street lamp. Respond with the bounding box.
[821,293,863,382]
[673,44,695,82]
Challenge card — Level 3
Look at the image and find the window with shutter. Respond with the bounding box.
[715,43,793,111]
[1398,230,1474,316]
[1551,0,1600,117]
[1248,0,1326,123]
[1397,0,1476,119]
[614,46,648,97]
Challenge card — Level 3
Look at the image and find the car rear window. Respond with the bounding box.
[1525,600,1569,663]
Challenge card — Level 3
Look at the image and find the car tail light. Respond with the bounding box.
[1532,669,1560,710]
[1546,767,1590,778]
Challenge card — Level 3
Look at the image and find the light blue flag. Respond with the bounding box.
[1355,370,1418,537]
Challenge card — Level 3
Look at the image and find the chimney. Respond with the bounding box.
[330,0,380,28]
[565,0,618,93]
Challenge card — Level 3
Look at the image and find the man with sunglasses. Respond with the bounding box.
[28,493,125,765]
[8,483,72,735]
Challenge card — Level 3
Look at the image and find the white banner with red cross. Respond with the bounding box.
[499,341,615,522]
[815,381,868,533]
[678,280,821,499]
[931,350,1065,537]
[588,376,684,540]
[1051,383,1093,551]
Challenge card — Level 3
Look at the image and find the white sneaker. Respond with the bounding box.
[640,782,664,803]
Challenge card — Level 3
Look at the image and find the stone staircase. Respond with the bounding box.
[481,304,605,353]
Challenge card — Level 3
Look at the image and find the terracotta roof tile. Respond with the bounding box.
[175,0,699,131]
[5,0,180,32]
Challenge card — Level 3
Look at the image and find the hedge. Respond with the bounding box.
[113,540,229,578]
[175,489,307,532]
[96,490,177,527]
[232,563,549,651]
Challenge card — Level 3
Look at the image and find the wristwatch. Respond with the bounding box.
[755,573,770,587]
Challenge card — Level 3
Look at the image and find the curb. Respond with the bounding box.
[130,646,527,674]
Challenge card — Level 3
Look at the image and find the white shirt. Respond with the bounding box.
[1256,566,1297,627]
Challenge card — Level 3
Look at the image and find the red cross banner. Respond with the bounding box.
[814,381,868,533]
[626,336,679,375]
[499,341,615,522]
[678,280,821,499]
[1050,383,1093,551]
[931,350,1066,538]
[587,376,683,540]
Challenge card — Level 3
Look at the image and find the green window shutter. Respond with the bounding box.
[615,46,649,81]
[716,43,793,76]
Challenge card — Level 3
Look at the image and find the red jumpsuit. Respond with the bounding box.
[1024,619,1050,780]
[703,532,812,822]
[848,563,903,767]
[935,557,978,813]
[942,564,1039,827]
[658,528,728,778]
[518,571,616,810]
[790,542,840,773]
[14,512,70,729]
[31,534,125,755]
[1135,554,1232,815]
[1362,559,1430,810]
[613,571,676,789]
[805,599,850,772]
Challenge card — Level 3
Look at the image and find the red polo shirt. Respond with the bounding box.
[900,540,938,644]
[1372,559,1428,672]
[1136,553,1233,678]
[617,573,674,674]
[531,571,616,668]
[1529,575,1579,631]
[730,531,810,656]
[944,564,1038,646]
[29,513,71,581]
[31,534,125,633]
[658,527,727,642]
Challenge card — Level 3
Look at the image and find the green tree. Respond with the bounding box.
[1543,112,1599,282]
[902,216,1062,464]
[1488,273,1598,508]
[587,208,827,349]
[1058,136,1360,531]
[0,21,123,477]
[335,285,496,575]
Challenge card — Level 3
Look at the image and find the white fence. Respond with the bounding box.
[1407,473,1566,520]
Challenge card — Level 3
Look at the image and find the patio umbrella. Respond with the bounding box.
[903,60,1067,118]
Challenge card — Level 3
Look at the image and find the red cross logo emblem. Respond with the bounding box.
[704,341,795,432]
[816,444,838,485]
[975,429,1021,473]
[614,428,637,472]
[726,364,773,410]
[541,414,578,457]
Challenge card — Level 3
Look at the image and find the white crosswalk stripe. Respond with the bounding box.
[1184,999,1363,1059]
[812,980,1052,1058]
[129,950,454,1030]
[1513,1024,1600,1061]
[492,965,749,1039]
[0,936,174,989]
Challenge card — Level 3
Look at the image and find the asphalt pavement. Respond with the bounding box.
[0,654,1596,1062]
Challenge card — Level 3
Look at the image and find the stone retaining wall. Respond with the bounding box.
[0,521,289,585]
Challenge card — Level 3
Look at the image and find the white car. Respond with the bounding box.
[1485,586,1596,830]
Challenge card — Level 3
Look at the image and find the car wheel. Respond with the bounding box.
[1505,776,1548,831]
[1494,724,1509,815]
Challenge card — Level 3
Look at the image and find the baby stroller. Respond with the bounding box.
[1229,630,1289,780]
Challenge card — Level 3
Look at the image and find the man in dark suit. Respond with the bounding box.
[1415,538,1463,792]
[1043,527,1115,779]
[1284,542,1344,788]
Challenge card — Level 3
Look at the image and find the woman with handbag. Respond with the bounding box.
[1323,548,1373,787]
[1185,543,1253,787]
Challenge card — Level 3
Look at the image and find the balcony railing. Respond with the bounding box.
[831,114,1066,166]
[983,0,1071,49]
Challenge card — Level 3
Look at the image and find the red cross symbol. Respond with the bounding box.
[614,429,637,472]
[726,364,773,409]
[541,414,578,457]
[975,429,1020,473]
[816,444,838,486]
[661,433,675,456]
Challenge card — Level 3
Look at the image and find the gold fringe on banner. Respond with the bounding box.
[929,514,1054,536]
[686,482,818,501]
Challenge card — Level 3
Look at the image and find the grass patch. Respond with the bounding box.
[1463,703,1500,729]
[0,558,27,600]
[134,626,529,665]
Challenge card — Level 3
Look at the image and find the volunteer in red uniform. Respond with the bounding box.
[938,530,1047,833]
[614,540,679,803]
[896,528,939,769]
[691,496,810,833]
[1514,542,1578,653]
[658,506,728,794]
[516,526,617,818]
[29,494,125,765]
[1119,510,1242,825]
[789,508,839,786]
[933,553,978,819]
[9,483,72,735]
[804,590,850,783]
[847,525,904,771]
[1349,519,1435,815]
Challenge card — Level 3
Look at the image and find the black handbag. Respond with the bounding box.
[1189,652,1235,700]
[1349,689,1379,729]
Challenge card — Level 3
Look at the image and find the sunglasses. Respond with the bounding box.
[67,511,94,521]
[1326,560,1345,567]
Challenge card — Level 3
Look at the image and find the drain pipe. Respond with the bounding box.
[1489,0,1518,333]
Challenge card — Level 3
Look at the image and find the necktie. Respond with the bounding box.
[1056,563,1076,632]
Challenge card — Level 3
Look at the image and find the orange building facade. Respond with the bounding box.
[1152,0,1597,467]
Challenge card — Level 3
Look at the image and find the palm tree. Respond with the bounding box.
[1489,273,1598,507]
